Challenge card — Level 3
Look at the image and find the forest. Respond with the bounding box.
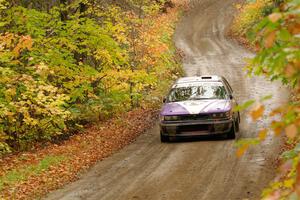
[0,0,300,199]
[0,0,181,153]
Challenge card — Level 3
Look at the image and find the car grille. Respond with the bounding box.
[178,114,211,121]
[178,124,210,132]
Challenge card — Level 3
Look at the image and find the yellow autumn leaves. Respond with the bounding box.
[236,104,266,158]
[250,104,265,121]
[232,0,273,36]
[233,0,300,198]
[236,102,300,158]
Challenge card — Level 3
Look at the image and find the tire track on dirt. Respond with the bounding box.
[45,0,288,199]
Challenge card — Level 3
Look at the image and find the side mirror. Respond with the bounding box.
[163,97,167,103]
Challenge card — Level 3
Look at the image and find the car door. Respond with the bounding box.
[222,78,239,120]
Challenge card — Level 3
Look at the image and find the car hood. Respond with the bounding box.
[161,99,231,116]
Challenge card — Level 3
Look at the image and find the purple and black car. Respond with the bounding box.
[160,75,240,142]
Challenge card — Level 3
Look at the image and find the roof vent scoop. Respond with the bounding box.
[201,76,212,79]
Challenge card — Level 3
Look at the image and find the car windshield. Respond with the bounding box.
[167,82,228,102]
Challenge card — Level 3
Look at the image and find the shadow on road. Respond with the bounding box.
[167,134,232,143]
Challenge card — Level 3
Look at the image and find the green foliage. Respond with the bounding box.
[0,155,65,191]
[233,0,300,198]
[0,0,181,153]
[234,99,255,111]
[248,0,300,86]
[232,0,273,36]
[0,0,7,9]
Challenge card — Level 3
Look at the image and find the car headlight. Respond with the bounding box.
[212,113,223,118]
[159,115,164,122]
[225,111,232,118]
[163,116,180,121]
[212,111,232,119]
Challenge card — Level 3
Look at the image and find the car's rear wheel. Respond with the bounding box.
[160,132,169,143]
[227,122,236,139]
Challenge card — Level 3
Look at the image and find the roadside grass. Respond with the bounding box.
[0,155,66,192]
[0,109,158,200]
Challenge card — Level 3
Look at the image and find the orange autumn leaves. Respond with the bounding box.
[264,31,276,48]
[264,12,300,49]
[263,13,281,48]
[236,104,299,158]
[0,33,33,58]
[258,129,268,141]
[285,124,298,139]
[233,0,300,198]
[236,104,265,158]
[250,104,265,121]
[236,143,250,158]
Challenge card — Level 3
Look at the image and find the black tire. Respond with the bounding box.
[235,117,240,133]
[160,132,169,143]
[227,122,236,139]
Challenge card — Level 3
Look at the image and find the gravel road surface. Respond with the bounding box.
[45,0,288,199]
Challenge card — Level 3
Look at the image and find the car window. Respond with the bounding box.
[223,78,233,93]
[167,82,228,102]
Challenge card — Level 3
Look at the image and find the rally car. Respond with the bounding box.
[160,75,240,142]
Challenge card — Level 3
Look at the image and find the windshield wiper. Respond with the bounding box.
[189,98,212,100]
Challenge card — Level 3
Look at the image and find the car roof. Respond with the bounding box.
[176,75,222,83]
[173,76,224,88]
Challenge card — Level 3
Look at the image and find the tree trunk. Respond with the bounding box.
[60,0,68,21]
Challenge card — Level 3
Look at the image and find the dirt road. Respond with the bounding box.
[45,0,288,199]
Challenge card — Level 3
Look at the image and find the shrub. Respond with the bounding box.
[232,0,273,36]
[0,1,182,153]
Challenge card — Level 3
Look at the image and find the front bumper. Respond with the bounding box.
[160,119,233,137]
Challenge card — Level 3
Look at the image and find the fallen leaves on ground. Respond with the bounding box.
[285,124,298,139]
[0,108,158,200]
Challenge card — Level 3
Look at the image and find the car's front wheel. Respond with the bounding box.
[235,117,240,133]
[227,122,236,139]
[160,132,169,143]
